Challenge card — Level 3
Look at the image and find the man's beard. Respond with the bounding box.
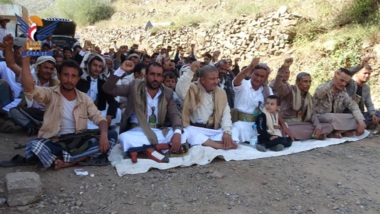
[219,73,226,82]
[60,84,75,91]
[146,80,160,89]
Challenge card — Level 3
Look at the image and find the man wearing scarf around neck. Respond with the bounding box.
[177,62,238,150]
[103,61,185,163]
[272,58,333,140]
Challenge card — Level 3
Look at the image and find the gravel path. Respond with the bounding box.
[1,130,380,214]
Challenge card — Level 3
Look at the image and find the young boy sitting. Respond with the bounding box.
[163,72,183,111]
[255,95,293,152]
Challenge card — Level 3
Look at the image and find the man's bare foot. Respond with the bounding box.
[54,156,89,170]
[312,134,327,140]
[327,132,342,139]
[54,159,75,170]
[342,130,355,137]
[202,139,238,150]
[225,142,238,150]
[202,139,224,149]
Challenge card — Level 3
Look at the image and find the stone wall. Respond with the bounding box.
[78,6,302,60]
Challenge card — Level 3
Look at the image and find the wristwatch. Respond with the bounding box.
[224,130,232,136]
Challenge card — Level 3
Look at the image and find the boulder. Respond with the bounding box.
[5,172,42,207]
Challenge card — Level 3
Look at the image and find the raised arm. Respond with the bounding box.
[231,57,240,76]
[272,58,293,97]
[113,45,127,70]
[233,57,260,86]
[3,35,21,77]
[210,50,220,66]
[175,61,201,100]
[21,55,35,92]
[190,44,196,59]
[174,46,181,64]
[102,60,134,97]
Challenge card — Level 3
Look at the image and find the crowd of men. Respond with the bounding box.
[0,15,379,169]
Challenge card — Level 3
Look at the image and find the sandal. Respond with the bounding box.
[0,154,34,167]
[78,155,110,166]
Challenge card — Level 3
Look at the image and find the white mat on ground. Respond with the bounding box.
[109,130,369,176]
[87,109,122,130]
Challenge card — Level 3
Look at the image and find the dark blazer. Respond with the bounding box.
[73,52,84,65]
[76,76,118,118]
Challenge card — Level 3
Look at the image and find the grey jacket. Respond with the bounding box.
[346,79,376,116]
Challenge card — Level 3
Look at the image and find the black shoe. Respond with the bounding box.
[269,144,284,151]
[26,127,36,136]
[256,144,267,152]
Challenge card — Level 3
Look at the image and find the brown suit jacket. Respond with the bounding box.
[102,74,183,134]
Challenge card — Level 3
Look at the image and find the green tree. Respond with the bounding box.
[335,0,380,26]
[46,0,114,26]
[0,0,13,3]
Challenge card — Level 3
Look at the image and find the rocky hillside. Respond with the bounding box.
[9,0,380,106]
[78,6,300,60]
[13,0,54,15]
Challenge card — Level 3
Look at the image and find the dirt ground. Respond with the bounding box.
[0,129,380,214]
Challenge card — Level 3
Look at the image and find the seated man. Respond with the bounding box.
[103,61,185,163]
[77,53,119,128]
[0,37,22,133]
[3,35,60,135]
[313,68,366,138]
[232,57,274,143]
[346,58,379,128]
[215,59,235,108]
[103,55,114,80]
[120,62,146,85]
[0,60,22,102]
[22,57,117,169]
[0,79,19,133]
[272,58,333,140]
[12,56,58,135]
[176,62,238,150]
[1,35,23,99]
[0,79,13,108]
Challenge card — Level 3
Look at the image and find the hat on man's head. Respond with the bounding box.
[33,56,57,79]
[127,53,140,60]
[34,56,56,72]
[72,41,81,49]
[34,56,56,67]
[0,17,11,23]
